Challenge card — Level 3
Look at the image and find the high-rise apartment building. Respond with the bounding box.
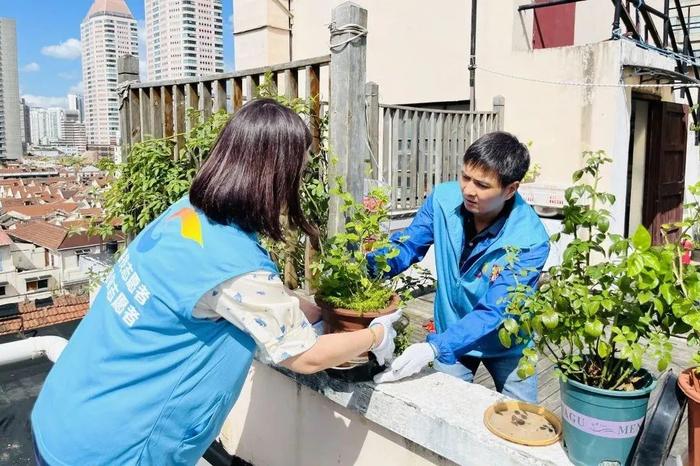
[61,110,87,153]
[19,98,30,153]
[81,0,138,148]
[67,94,84,123]
[29,107,64,146]
[0,18,22,160]
[145,0,224,81]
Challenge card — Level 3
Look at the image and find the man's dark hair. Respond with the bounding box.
[462,131,530,186]
[190,98,316,243]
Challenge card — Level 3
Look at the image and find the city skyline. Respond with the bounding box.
[1,0,234,110]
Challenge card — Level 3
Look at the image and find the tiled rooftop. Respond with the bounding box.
[0,294,89,336]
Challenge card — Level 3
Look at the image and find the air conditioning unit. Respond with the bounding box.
[518,183,567,217]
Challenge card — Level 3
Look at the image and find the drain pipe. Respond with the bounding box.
[0,336,68,366]
[469,0,478,111]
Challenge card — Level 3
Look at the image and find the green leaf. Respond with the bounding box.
[597,340,611,358]
[542,311,560,329]
[638,291,653,305]
[627,254,645,277]
[631,225,652,251]
[584,320,604,338]
[660,283,674,305]
[498,328,512,348]
[503,318,519,334]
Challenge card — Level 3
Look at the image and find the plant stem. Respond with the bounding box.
[611,366,634,391]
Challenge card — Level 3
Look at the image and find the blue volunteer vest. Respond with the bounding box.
[31,196,278,465]
[431,182,550,358]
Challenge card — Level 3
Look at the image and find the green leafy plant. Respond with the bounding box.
[92,109,229,238]
[311,178,403,313]
[394,321,414,355]
[669,182,700,374]
[500,150,699,391]
[522,141,540,184]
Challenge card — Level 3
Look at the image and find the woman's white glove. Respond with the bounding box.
[373,342,436,383]
[368,309,403,366]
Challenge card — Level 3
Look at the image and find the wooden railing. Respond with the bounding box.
[117,2,506,224]
[117,55,330,159]
[367,92,505,212]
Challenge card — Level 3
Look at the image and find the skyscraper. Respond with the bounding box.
[29,108,48,146]
[81,0,138,149]
[0,18,22,161]
[67,94,85,123]
[61,110,87,153]
[145,0,224,81]
[19,98,30,153]
[28,107,65,146]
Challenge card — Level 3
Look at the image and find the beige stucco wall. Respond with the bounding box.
[219,361,455,466]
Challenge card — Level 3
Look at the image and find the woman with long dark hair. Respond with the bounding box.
[31,99,401,466]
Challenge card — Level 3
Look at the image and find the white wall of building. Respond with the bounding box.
[231,0,699,234]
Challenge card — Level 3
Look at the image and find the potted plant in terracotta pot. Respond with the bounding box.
[500,151,685,466]
[312,179,401,331]
[664,182,700,465]
[690,221,700,264]
[311,178,405,362]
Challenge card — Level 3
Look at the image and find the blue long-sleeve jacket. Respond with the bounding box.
[370,182,550,364]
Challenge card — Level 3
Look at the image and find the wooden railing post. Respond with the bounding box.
[117,55,139,162]
[328,2,368,236]
[493,95,505,131]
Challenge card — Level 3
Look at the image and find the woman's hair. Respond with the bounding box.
[190,98,317,243]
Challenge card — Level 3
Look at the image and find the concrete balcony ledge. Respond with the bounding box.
[219,361,573,466]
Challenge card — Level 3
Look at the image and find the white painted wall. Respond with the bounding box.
[220,362,457,466]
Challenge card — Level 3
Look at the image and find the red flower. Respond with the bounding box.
[422,319,436,333]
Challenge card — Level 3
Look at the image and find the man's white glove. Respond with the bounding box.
[369,309,403,366]
[373,342,436,383]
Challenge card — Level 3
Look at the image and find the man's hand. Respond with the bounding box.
[373,342,436,383]
[369,309,403,365]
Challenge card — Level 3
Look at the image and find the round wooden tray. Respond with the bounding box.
[483,401,562,447]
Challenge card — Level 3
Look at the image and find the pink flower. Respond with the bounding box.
[682,239,694,251]
[362,196,384,213]
[682,251,692,265]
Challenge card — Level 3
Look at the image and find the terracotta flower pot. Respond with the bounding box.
[678,368,700,466]
[315,293,401,335]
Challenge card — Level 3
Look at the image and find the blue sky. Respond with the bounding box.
[0,0,234,108]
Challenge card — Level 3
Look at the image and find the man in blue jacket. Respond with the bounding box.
[372,131,550,403]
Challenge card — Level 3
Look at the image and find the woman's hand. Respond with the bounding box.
[369,309,403,365]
